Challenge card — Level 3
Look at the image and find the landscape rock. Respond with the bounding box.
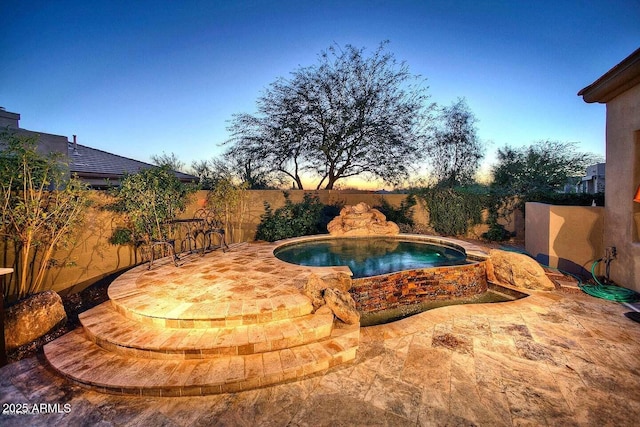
[320,273,353,293]
[488,249,555,291]
[304,274,326,310]
[314,305,334,316]
[324,288,360,325]
[327,202,400,236]
[5,290,67,351]
[304,273,354,310]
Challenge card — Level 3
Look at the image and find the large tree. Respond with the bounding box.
[427,98,484,187]
[191,150,279,190]
[226,42,433,189]
[486,140,602,236]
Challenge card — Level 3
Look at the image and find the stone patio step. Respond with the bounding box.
[44,322,360,396]
[79,302,335,359]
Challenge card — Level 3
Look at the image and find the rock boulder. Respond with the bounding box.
[488,249,555,291]
[323,288,360,325]
[319,273,352,293]
[327,202,399,236]
[303,274,327,310]
[4,290,67,351]
[304,273,354,311]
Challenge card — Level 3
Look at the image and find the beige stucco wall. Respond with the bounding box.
[604,83,640,291]
[232,190,414,242]
[2,189,521,298]
[525,202,604,277]
[2,190,423,297]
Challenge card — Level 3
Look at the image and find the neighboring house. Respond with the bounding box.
[67,136,197,188]
[579,47,640,292]
[577,163,606,194]
[0,109,197,188]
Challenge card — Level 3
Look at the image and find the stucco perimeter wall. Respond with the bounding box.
[525,202,604,278]
[236,190,415,242]
[605,83,640,292]
[2,190,518,297]
[234,190,519,242]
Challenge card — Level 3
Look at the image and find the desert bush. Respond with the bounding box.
[417,186,484,236]
[255,192,325,241]
[107,165,196,244]
[0,132,90,302]
[374,194,416,229]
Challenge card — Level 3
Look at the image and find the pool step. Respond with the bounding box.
[79,302,335,359]
[44,322,359,396]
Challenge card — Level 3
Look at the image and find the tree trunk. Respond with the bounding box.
[325,176,338,190]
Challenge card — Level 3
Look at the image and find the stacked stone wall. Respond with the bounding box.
[349,262,488,313]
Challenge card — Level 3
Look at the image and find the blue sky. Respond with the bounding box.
[1,1,638,186]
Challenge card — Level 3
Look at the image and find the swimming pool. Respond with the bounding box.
[274,237,469,278]
[274,235,505,324]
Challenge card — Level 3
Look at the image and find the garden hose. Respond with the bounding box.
[577,259,640,303]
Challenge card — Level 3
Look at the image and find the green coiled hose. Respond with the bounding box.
[577,259,640,302]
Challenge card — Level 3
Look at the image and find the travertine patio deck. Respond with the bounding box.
[2,241,640,425]
[42,242,361,396]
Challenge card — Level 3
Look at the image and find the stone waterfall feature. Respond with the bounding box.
[327,202,400,236]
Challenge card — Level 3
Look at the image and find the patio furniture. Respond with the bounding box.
[169,218,205,254]
[145,220,181,270]
[147,238,179,270]
[193,208,229,253]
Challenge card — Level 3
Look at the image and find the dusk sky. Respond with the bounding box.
[1,1,639,187]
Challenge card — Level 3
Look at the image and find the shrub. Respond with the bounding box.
[255,192,325,242]
[205,177,249,242]
[418,186,484,236]
[0,132,90,302]
[482,223,511,242]
[108,165,196,244]
[374,195,416,229]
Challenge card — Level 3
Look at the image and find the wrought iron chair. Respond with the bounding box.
[193,208,229,253]
[146,221,180,269]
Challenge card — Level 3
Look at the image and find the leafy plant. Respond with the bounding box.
[374,195,416,228]
[0,132,90,302]
[255,192,325,241]
[204,177,249,242]
[418,186,484,236]
[482,223,511,242]
[108,165,196,244]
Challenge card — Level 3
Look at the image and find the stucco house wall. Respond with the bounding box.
[579,47,640,292]
[603,83,640,291]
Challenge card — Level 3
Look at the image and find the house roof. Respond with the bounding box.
[68,142,198,183]
[578,47,640,103]
[1,108,198,185]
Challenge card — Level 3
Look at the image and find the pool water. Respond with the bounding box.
[274,237,468,278]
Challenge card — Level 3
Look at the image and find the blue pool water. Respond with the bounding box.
[274,237,468,278]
